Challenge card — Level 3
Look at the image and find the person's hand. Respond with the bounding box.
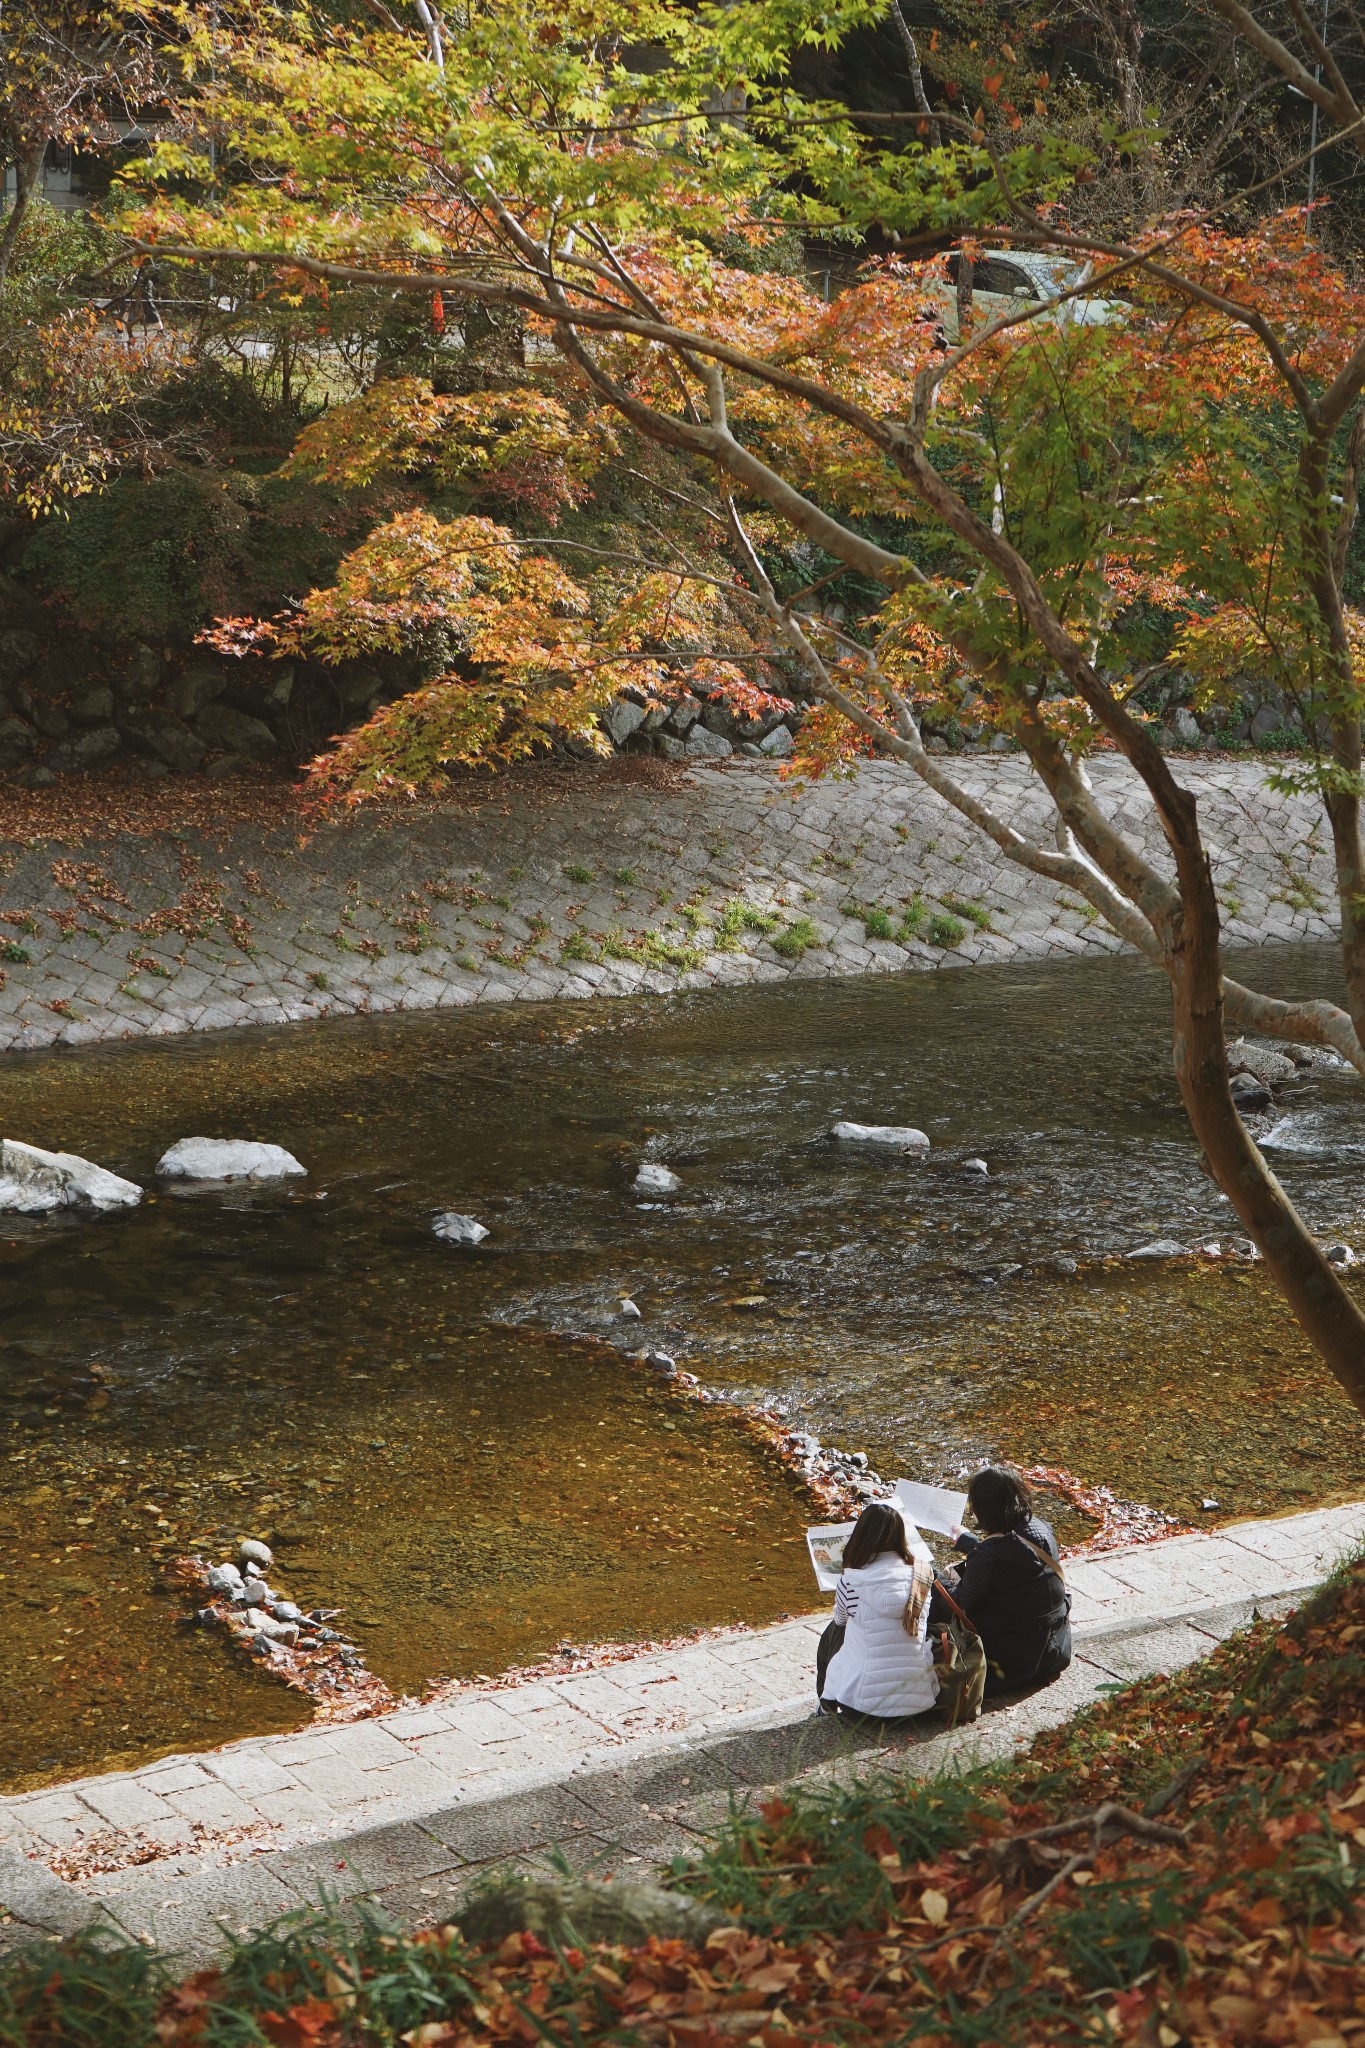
[950,1523,963,1541]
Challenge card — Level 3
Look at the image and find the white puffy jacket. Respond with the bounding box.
[821,1548,939,1718]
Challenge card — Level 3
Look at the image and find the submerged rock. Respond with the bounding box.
[832,1121,930,1151]
[634,1162,682,1196]
[158,1138,306,1182]
[433,1211,490,1245]
[0,1138,142,1214]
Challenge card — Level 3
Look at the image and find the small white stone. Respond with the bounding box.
[433,1211,490,1245]
[206,1562,245,1597]
[239,1538,274,1569]
[961,1157,989,1175]
[0,1138,142,1214]
[1125,1239,1188,1260]
[158,1138,306,1182]
[633,1163,682,1196]
[832,1121,930,1150]
[619,1298,642,1320]
[246,1608,299,1645]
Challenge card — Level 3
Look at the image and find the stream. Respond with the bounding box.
[1,939,1362,1790]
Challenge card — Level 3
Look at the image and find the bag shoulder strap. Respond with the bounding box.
[933,1579,981,1639]
[1009,1529,1067,1584]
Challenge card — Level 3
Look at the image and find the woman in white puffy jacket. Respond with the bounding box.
[818,1501,939,1720]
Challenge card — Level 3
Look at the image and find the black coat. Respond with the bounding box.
[932,1517,1072,1695]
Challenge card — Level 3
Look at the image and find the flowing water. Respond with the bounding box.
[1,941,1362,1791]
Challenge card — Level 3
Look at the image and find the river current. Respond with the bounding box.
[1,940,1361,1788]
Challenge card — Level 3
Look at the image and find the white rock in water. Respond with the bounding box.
[619,1297,642,1319]
[0,1138,142,1214]
[433,1211,490,1245]
[832,1121,930,1150]
[246,1608,299,1645]
[1326,1243,1358,1266]
[1125,1239,1188,1260]
[634,1163,682,1195]
[158,1137,306,1182]
[240,1577,269,1606]
[961,1157,989,1175]
[239,1538,274,1569]
[206,1562,245,1598]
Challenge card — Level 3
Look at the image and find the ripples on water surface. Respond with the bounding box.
[1,940,1362,1787]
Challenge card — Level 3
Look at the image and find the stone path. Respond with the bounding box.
[0,756,1339,1054]
[1,1500,1359,1961]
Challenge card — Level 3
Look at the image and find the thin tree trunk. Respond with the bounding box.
[0,140,45,304]
[887,0,940,144]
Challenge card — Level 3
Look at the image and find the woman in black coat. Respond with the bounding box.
[932,1467,1072,1696]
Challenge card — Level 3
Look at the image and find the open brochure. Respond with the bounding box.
[806,1523,856,1593]
[806,1478,969,1592]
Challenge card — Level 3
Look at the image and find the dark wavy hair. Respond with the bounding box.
[966,1466,1033,1535]
[842,1500,912,1570]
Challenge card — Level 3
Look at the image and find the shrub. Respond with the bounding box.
[21,469,368,641]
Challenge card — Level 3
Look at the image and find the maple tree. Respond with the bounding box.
[118,0,1365,1405]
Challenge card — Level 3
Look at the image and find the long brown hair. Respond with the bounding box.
[842,1501,911,1570]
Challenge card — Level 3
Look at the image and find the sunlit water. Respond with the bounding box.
[1,942,1362,1789]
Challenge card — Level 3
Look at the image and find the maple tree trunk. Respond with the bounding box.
[1157,782,1365,1415]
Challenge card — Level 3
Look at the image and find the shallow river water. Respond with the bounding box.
[1,941,1362,1790]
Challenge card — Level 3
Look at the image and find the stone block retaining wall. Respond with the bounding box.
[0,755,1341,1055]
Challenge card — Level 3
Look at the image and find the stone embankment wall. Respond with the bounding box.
[0,755,1341,1055]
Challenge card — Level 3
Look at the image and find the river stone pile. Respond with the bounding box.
[191,1538,387,1709]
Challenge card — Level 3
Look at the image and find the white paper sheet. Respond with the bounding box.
[893,1478,968,1539]
[805,1522,855,1592]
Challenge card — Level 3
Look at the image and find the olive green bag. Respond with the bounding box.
[929,1580,987,1726]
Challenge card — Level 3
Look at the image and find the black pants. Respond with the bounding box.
[816,1619,845,1699]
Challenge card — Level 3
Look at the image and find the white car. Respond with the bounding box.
[925,249,1126,343]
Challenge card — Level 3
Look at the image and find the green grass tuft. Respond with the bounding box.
[770,916,820,960]
[928,911,966,948]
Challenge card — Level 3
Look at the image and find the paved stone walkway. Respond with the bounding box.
[1,1501,1359,1961]
[0,756,1338,1053]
